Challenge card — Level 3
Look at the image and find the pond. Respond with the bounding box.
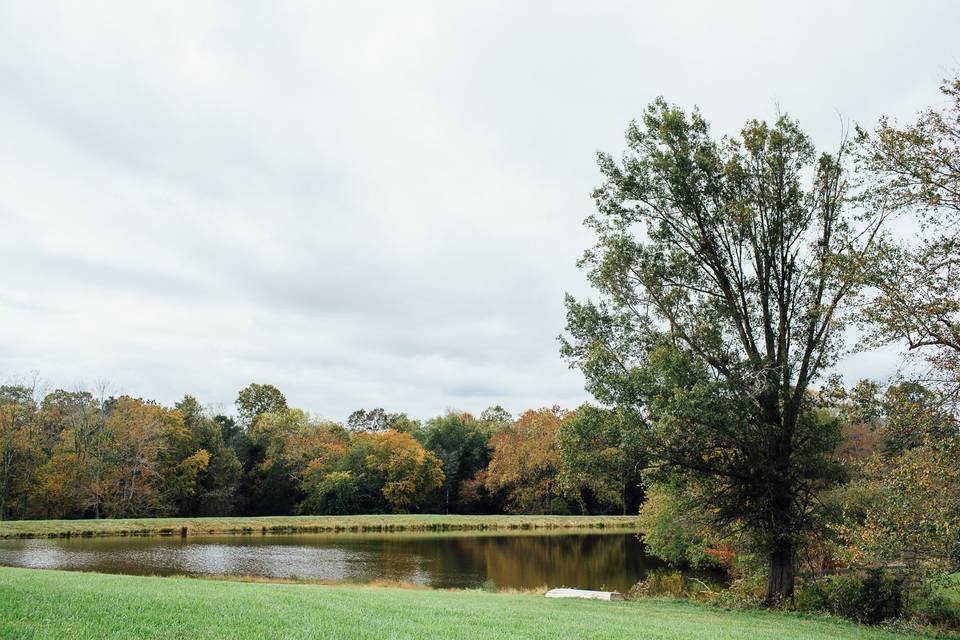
[0,531,662,592]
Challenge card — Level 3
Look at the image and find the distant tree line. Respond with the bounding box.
[0,380,644,521]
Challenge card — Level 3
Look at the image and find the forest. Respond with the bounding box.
[0,382,643,521]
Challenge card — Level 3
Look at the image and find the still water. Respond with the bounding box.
[0,532,661,591]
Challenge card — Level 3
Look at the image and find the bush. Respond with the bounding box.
[637,484,727,569]
[793,569,905,624]
[792,579,831,613]
[704,573,766,609]
[628,570,724,601]
[905,585,960,628]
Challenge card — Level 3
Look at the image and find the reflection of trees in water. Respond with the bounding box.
[479,535,662,591]
[329,537,431,584]
[376,534,663,591]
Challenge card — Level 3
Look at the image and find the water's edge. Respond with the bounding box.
[0,516,638,540]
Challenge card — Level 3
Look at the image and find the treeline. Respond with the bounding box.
[0,382,644,521]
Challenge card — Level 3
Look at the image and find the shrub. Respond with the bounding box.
[793,569,905,624]
[637,484,727,569]
[792,579,831,613]
[628,570,689,599]
[704,573,766,609]
[628,570,724,601]
[905,585,960,628]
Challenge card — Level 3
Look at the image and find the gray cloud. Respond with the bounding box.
[1,1,956,420]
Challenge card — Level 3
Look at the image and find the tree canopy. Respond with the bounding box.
[562,99,885,601]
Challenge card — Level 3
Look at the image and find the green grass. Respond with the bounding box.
[0,514,637,539]
[0,567,935,640]
[938,573,960,606]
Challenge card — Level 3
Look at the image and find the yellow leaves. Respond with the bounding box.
[180,449,211,476]
[171,449,211,500]
[360,430,445,513]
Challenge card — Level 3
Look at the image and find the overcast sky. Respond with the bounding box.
[1,1,956,421]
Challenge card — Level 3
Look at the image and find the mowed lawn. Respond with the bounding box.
[0,567,932,640]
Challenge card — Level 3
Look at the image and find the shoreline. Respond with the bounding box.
[0,513,639,540]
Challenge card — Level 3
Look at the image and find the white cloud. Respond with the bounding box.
[1,1,956,419]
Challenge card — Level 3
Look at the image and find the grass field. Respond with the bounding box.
[0,567,935,640]
[0,514,637,539]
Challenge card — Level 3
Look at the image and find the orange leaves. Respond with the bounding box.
[484,408,565,513]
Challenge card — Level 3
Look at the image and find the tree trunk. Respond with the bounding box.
[765,542,795,603]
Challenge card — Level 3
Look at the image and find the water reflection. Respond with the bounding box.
[0,532,663,591]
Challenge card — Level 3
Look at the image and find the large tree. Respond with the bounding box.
[562,99,884,601]
[857,75,960,401]
[37,390,106,518]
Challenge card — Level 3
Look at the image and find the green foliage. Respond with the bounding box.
[793,570,906,625]
[419,412,492,513]
[298,470,360,515]
[637,483,725,569]
[831,380,960,572]
[346,408,420,434]
[856,75,960,395]
[633,344,845,565]
[478,406,512,430]
[557,405,645,515]
[848,435,960,572]
[172,397,242,517]
[793,570,960,630]
[235,383,288,430]
[905,584,960,629]
[562,97,881,600]
[837,380,955,458]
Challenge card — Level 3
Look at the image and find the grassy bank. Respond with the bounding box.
[0,567,933,640]
[0,514,637,539]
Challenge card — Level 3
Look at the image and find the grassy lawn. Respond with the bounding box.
[0,514,636,539]
[0,567,936,640]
